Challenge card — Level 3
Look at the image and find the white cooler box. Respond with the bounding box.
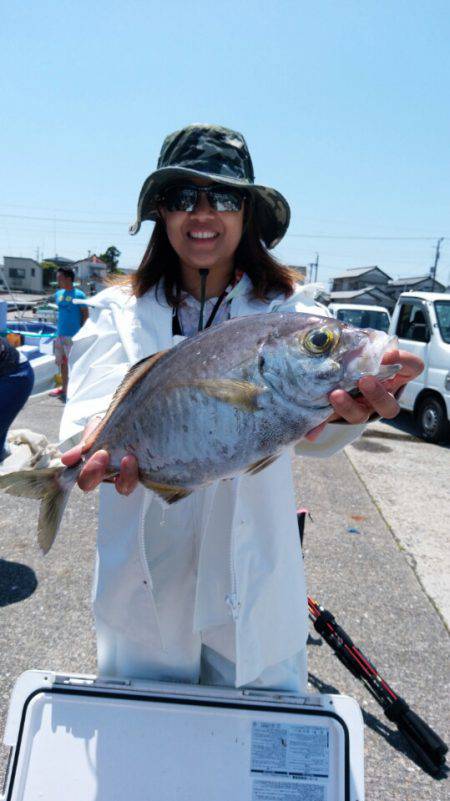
[2,670,365,801]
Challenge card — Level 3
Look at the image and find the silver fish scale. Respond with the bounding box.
[88,312,380,490]
[0,311,395,554]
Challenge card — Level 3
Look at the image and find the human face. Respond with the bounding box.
[56,271,73,290]
[159,179,245,277]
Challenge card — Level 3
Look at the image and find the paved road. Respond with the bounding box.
[346,412,450,629]
[0,396,449,799]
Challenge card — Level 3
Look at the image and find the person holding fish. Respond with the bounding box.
[1,124,423,692]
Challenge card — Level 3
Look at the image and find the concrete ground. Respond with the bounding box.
[0,395,449,799]
[346,412,450,628]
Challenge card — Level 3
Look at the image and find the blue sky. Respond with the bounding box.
[2,0,450,287]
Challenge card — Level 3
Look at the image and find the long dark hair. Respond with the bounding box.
[128,200,299,304]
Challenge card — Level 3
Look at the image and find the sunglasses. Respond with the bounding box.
[159,184,245,213]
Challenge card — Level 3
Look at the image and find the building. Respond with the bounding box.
[386,274,445,302]
[327,285,395,310]
[42,253,109,294]
[327,266,394,309]
[0,257,44,294]
[331,266,392,293]
[42,255,75,269]
[71,255,108,294]
[326,266,448,312]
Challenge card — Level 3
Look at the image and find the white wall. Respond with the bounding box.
[3,257,44,292]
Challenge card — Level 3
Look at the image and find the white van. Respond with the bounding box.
[389,291,450,442]
[328,303,391,333]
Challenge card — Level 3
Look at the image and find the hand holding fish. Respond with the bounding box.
[305,348,424,441]
[62,420,139,496]
[0,313,421,553]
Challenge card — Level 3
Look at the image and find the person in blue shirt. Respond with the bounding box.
[49,267,88,401]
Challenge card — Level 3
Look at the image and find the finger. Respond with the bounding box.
[329,389,371,424]
[61,416,103,467]
[61,444,84,467]
[382,348,424,380]
[380,347,400,364]
[77,450,110,491]
[115,455,139,495]
[358,375,400,419]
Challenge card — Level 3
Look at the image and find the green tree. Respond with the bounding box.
[99,246,121,273]
[40,260,58,289]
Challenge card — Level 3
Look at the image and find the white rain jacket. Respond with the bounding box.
[60,276,365,688]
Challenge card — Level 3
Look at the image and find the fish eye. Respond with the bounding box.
[303,327,338,356]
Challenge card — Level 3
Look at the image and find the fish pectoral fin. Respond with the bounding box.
[139,475,192,505]
[245,454,278,475]
[190,379,264,411]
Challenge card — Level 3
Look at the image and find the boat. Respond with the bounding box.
[1,303,57,395]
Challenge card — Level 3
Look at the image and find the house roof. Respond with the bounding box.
[332,266,392,281]
[3,256,40,264]
[388,275,445,289]
[329,285,395,304]
[73,255,107,266]
[43,255,75,266]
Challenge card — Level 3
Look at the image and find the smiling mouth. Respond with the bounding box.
[187,231,219,240]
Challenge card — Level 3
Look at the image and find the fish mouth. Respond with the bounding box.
[339,331,401,391]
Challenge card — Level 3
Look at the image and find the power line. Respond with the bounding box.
[0,213,129,226]
[0,204,443,236]
[286,233,443,241]
[0,213,448,242]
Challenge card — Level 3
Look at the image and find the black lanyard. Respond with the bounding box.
[172,289,229,336]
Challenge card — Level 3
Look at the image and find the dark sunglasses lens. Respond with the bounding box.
[163,187,197,212]
[208,189,243,212]
[163,186,244,212]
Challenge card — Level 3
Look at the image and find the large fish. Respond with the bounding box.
[0,312,398,552]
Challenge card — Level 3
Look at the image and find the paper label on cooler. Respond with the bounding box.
[252,779,326,800]
[251,722,329,778]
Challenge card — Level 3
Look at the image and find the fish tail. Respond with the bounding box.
[0,464,79,553]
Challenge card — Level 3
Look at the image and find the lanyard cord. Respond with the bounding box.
[204,288,228,328]
[197,268,209,332]
[172,289,229,336]
[172,271,239,336]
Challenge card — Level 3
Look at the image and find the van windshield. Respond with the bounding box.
[434,301,450,343]
[335,308,390,332]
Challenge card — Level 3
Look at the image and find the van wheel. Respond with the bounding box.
[417,397,448,443]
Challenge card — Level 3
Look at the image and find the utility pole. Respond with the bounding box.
[430,238,444,291]
[308,253,319,283]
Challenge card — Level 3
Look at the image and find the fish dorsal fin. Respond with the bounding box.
[82,351,169,452]
[139,473,192,505]
[186,379,264,412]
[245,453,278,475]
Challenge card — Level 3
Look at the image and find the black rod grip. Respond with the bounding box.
[385,698,448,770]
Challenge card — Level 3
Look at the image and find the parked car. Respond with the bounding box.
[389,291,450,443]
[328,303,391,332]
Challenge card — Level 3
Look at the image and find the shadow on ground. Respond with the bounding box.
[0,559,37,606]
[308,672,449,780]
[378,411,450,449]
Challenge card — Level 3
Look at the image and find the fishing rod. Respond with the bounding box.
[298,511,448,775]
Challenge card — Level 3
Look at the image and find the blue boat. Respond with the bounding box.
[2,316,57,394]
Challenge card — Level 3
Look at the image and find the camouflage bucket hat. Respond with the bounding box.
[129,123,290,249]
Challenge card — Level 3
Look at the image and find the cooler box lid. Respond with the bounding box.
[2,670,364,801]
